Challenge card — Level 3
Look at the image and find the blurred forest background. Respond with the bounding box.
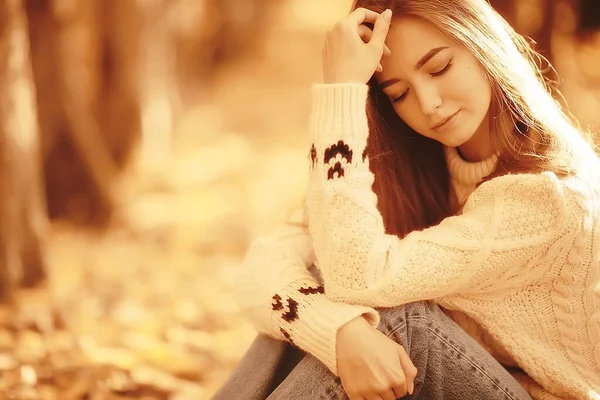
[0,0,598,398]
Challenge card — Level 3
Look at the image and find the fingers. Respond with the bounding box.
[349,380,402,400]
[378,389,397,400]
[397,345,418,395]
[392,386,408,399]
[357,25,392,56]
[371,9,392,50]
[357,24,389,72]
[390,374,408,398]
[348,7,382,25]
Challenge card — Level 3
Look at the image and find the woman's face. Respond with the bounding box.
[376,16,492,149]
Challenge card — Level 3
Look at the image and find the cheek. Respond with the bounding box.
[454,65,491,106]
[395,102,431,134]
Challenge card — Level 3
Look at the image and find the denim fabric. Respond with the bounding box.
[213,301,533,400]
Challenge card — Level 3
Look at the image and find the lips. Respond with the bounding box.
[431,110,459,131]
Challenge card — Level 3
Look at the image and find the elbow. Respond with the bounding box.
[241,238,273,272]
[235,238,271,293]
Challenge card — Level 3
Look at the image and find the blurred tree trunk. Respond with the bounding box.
[98,1,142,169]
[138,0,180,173]
[490,0,556,68]
[490,0,518,26]
[579,0,600,34]
[535,0,556,65]
[0,0,48,301]
[25,0,140,226]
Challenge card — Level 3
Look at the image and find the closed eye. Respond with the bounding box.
[431,60,453,77]
[393,90,409,103]
[392,59,453,103]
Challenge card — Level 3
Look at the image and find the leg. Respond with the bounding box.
[267,301,532,400]
[212,333,305,400]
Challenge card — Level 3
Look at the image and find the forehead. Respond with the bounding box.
[385,16,454,61]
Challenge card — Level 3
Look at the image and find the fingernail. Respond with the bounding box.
[383,9,392,21]
[377,64,383,72]
[384,46,392,56]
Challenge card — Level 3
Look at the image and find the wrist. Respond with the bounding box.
[337,315,371,337]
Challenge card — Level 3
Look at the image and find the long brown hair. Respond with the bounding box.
[351,0,598,238]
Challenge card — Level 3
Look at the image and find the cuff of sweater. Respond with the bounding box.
[277,281,380,376]
[309,84,370,150]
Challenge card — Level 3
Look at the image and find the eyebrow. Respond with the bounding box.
[379,46,449,89]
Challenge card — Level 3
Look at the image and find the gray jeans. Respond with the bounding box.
[213,301,532,399]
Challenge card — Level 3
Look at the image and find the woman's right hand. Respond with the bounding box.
[336,316,417,400]
[322,8,392,84]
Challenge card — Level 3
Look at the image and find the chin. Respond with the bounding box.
[448,127,478,147]
[440,133,473,148]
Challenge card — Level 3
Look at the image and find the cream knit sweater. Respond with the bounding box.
[235,84,600,400]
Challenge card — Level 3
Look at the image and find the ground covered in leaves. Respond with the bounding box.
[2,2,600,399]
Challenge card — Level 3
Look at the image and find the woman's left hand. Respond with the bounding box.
[336,316,417,400]
[322,8,392,84]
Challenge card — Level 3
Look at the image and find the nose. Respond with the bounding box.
[416,84,442,116]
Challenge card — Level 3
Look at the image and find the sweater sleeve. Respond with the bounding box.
[235,212,380,375]
[306,83,575,307]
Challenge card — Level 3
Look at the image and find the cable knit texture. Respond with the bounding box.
[235,82,600,399]
[304,83,600,399]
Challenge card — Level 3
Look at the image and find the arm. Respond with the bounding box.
[306,84,575,306]
[235,210,380,375]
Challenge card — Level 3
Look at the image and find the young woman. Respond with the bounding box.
[213,0,600,399]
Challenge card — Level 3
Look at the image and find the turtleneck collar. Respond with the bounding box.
[444,145,498,186]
